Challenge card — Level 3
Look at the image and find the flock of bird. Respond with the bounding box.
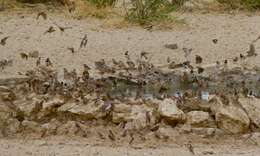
[0,11,259,101]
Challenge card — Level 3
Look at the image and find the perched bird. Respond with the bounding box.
[197,67,204,74]
[141,51,149,60]
[45,58,52,67]
[80,34,88,49]
[36,12,47,20]
[44,26,55,34]
[108,130,116,141]
[183,48,192,58]
[247,44,257,57]
[20,53,28,60]
[212,39,218,44]
[68,47,75,53]
[36,57,41,66]
[164,43,178,50]
[186,143,195,155]
[233,57,238,62]
[167,57,171,63]
[0,36,9,46]
[195,55,203,64]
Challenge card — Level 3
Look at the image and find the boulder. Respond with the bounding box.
[3,118,21,136]
[113,103,156,130]
[215,106,249,134]
[22,120,44,133]
[41,119,61,136]
[58,99,109,119]
[186,111,215,127]
[56,121,79,136]
[239,98,260,128]
[158,98,186,124]
[210,96,250,134]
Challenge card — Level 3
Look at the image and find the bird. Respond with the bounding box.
[54,23,72,33]
[140,51,149,60]
[233,57,238,62]
[167,57,171,63]
[36,57,41,66]
[197,67,204,74]
[45,58,52,67]
[212,39,218,44]
[247,44,257,57]
[195,55,203,64]
[68,47,75,53]
[164,43,178,50]
[80,34,88,49]
[44,26,55,34]
[36,12,47,20]
[183,48,192,58]
[108,130,116,141]
[0,36,9,46]
[20,53,28,60]
[186,143,195,155]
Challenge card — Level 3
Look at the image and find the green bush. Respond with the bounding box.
[217,0,260,9]
[125,0,175,25]
[87,0,117,8]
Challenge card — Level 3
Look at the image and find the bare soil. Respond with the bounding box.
[0,11,260,155]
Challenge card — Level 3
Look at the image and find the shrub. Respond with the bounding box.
[125,0,175,25]
[217,0,260,9]
[87,0,117,8]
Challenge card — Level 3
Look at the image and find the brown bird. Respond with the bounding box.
[141,51,149,59]
[68,47,75,53]
[45,58,52,67]
[247,44,257,57]
[224,59,228,64]
[197,67,204,74]
[195,55,203,64]
[183,48,192,58]
[0,36,9,46]
[54,23,72,33]
[108,130,116,141]
[186,143,195,155]
[233,57,238,62]
[36,12,47,20]
[212,39,218,44]
[20,53,28,60]
[44,26,55,34]
[80,34,88,49]
[36,57,41,66]
[164,43,178,50]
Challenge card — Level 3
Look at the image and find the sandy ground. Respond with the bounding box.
[0,12,260,78]
[0,136,259,156]
[1,11,260,155]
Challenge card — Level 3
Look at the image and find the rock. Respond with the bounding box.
[0,86,11,92]
[191,128,224,137]
[0,101,18,128]
[113,103,156,130]
[37,98,64,120]
[158,98,186,125]
[22,120,43,133]
[18,98,42,119]
[41,119,61,136]
[181,98,211,112]
[239,98,260,128]
[58,99,109,120]
[56,121,79,136]
[211,97,250,134]
[217,110,249,134]
[3,118,21,136]
[186,111,215,127]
